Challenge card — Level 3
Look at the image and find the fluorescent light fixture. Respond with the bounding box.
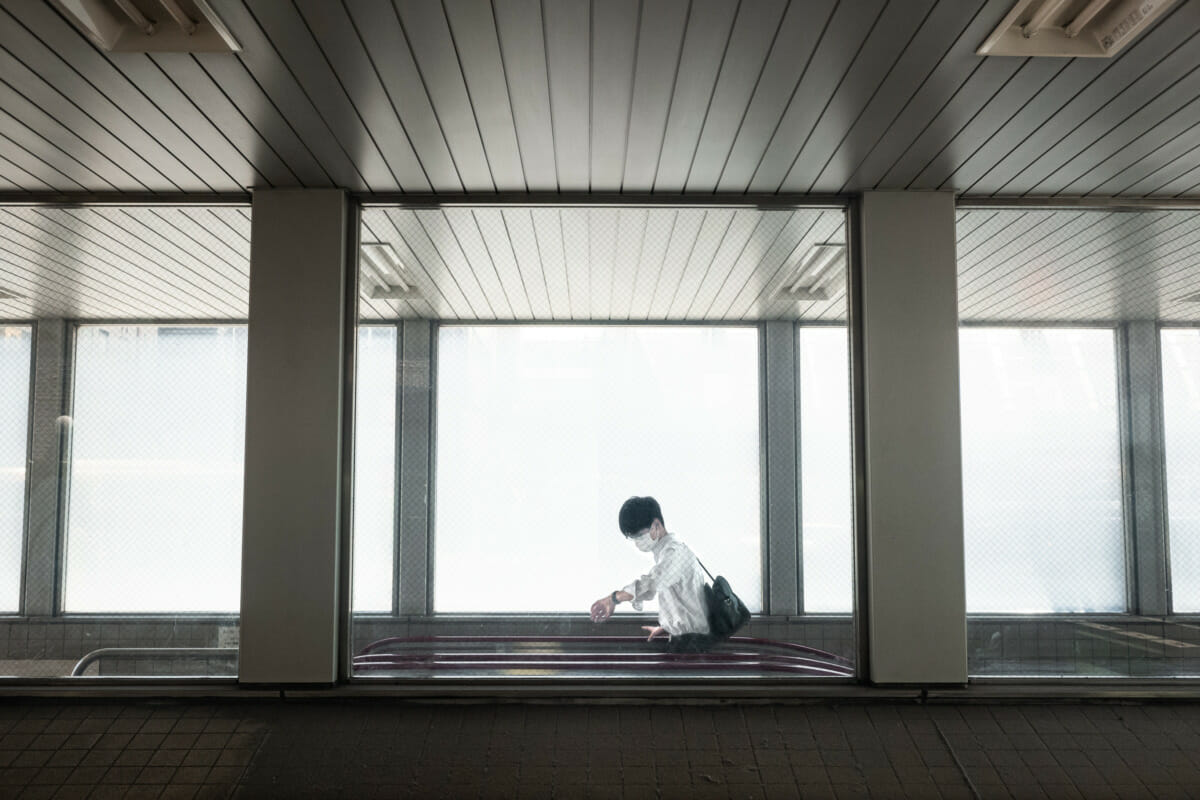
[978,0,1179,57]
[158,0,196,34]
[360,242,421,301]
[0,287,23,301]
[113,0,154,34]
[776,243,845,302]
[49,0,241,52]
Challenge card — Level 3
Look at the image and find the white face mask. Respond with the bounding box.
[632,531,655,552]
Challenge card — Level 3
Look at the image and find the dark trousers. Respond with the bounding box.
[668,632,716,653]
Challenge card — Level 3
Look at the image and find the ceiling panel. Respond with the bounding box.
[958,208,1200,322]
[2,0,1198,198]
[358,205,848,321]
[0,206,250,320]
[779,0,934,193]
[970,5,1200,196]
[5,201,1197,326]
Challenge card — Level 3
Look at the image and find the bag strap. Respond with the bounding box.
[695,557,715,582]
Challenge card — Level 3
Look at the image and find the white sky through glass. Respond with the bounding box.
[799,327,854,613]
[0,327,32,613]
[65,326,246,613]
[352,326,397,613]
[433,325,761,614]
[1163,329,1200,612]
[960,327,1125,613]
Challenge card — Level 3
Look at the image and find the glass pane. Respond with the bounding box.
[960,327,1125,613]
[353,326,397,613]
[798,327,853,613]
[0,326,32,613]
[1163,329,1200,612]
[65,325,247,613]
[433,325,762,614]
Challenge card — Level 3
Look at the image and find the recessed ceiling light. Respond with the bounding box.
[775,243,845,302]
[360,242,421,301]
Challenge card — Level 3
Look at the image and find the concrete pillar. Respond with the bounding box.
[859,191,966,684]
[239,190,348,684]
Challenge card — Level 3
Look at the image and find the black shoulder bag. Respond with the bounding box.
[696,558,750,638]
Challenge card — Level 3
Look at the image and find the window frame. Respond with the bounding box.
[343,199,864,683]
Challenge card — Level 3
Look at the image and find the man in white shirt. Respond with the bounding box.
[589,496,714,653]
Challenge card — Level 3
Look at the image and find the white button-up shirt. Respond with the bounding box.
[622,533,711,636]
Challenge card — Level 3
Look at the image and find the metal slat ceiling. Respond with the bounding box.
[958,209,1200,323]
[357,206,850,322]
[1,204,1198,324]
[0,0,1199,197]
[0,206,250,319]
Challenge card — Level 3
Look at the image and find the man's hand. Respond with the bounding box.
[590,596,615,623]
[642,625,666,641]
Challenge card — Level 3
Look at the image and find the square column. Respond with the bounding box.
[239,190,348,684]
[859,191,966,684]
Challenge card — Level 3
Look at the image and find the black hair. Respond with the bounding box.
[618,496,663,537]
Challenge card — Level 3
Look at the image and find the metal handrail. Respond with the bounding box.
[352,635,855,677]
[71,647,238,677]
[357,634,852,663]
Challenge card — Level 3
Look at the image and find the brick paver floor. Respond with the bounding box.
[2,699,1200,798]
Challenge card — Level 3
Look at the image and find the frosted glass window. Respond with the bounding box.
[353,325,397,613]
[799,327,854,614]
[434,325,761,614]
[1163,329,1200,612]
[65,325,247,613]
[960,327,1125,613]
[1,326,32,613]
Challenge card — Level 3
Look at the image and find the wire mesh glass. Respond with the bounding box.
[1163,328,1200,612]
[352,325,397,614]
[432,325,762,614]
[64,325,247,614]
[0,326,32,613]
[960,327,1125,613]
[798,327,853,614]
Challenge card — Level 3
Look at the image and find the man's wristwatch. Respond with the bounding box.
[610,590,619,605]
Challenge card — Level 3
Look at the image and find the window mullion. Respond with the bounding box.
[763,321,800,616]
[22,319,66,618]
[1125,320,1170,616]
[397,319,434,617]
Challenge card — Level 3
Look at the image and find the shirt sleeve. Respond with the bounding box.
[622,544,689,612]
[622,574,655,611]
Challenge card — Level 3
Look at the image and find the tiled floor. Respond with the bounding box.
[3,699,1200,798]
